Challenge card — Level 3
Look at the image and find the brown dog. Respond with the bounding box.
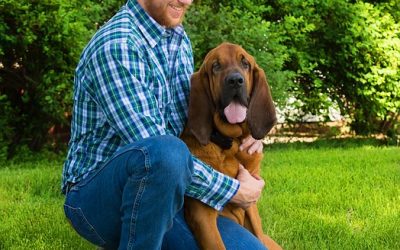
[181,43,281,250]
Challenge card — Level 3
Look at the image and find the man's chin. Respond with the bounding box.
[162,17,184,28]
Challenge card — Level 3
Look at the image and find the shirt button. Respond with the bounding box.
[163,30,172,37]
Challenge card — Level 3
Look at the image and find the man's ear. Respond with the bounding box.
[187,67,215,145]
[247,64,277,139]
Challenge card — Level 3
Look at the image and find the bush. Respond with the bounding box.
[0,0,124,157]
[0,0,89,155]
[0,94,14,161]
[338,2,400,134]
[266,0,400,134]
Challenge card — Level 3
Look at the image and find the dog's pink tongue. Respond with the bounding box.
[224,102,247,124]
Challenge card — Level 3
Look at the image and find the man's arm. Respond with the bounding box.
[186,158,240,211]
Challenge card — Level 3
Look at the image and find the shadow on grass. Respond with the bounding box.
[265,137,387,151]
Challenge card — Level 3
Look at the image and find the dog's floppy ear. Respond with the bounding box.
[187,68,215,145]
[248,64,277,139]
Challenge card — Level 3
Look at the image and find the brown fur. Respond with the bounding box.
[181,43,281,250]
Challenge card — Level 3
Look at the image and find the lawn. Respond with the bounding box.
[261,139,400,250]
[0,139,399,249]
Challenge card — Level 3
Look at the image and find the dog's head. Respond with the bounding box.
[187,42,276,145]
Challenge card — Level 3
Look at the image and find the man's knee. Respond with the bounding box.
[148,135,193,184]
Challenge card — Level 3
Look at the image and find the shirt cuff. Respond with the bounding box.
[185,156,240,211]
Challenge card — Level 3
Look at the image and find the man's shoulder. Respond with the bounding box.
[81,11,143,62]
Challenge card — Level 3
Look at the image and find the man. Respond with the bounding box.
[62,0,266,249]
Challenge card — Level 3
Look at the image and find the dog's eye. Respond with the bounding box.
[212,61,221,73]
[241,58,250,70]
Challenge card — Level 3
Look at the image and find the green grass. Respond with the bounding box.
[260,139,400,250]
[0,156,93,250]
[0,139,399,249]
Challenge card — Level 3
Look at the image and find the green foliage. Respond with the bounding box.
[0,94,14,161]
[339,2,400,133]
[0,0,90,154]
[0,0,124,157]
[265,0,400,134]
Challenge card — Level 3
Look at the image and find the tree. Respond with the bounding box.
[264,0,400,134]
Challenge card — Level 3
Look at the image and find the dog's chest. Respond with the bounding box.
[191,139,243,178]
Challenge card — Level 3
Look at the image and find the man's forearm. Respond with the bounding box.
[184,156,240,211]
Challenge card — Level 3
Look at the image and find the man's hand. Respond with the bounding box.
[240,135,263,154]
[230,165,265,209]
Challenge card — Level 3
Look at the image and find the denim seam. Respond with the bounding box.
[64,204,106,245]
[127,147,150,249]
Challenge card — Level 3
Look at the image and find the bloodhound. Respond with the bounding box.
[181,43,281,250]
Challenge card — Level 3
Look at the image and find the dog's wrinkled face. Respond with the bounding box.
[188,42,276,145]
[203,44,255,124]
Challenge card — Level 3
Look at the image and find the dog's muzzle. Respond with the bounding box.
[220,72,248,109]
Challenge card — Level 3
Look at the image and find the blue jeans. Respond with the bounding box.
[64,135,266,250]
[162,210,267,250]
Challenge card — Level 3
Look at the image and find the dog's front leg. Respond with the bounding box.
[184,197,225,250]
[244,204,282,250]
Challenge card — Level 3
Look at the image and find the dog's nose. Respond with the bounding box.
[226,72,244,89]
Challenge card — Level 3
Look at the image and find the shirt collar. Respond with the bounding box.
[127,0,185,48]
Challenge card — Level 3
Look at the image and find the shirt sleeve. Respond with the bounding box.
[85,41,239,211]
[186,157,240,211]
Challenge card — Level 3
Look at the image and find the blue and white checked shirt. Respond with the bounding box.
[62,0,239,211]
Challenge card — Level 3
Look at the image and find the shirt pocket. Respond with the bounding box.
[152,72,172,112]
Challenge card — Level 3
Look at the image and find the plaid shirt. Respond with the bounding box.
[62,0,239,211]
